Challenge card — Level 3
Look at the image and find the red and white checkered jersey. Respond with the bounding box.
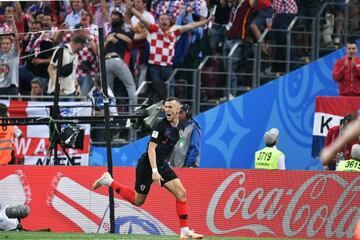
[272,0,297,14]
[147,24,181,66]
[76,36,99,78]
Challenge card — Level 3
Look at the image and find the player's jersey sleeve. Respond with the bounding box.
[150,119,165,144]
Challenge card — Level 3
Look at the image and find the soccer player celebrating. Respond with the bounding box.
[93,97,203,239]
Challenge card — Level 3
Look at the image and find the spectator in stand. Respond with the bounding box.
[208,0,231,54]
[333,40,360,96]
[41,13,61,47]
[169,104,201,168]
[108,0,128,17]
[250,0,273,55]
[88,74,119,142]
[174,0,209,69]
[131,0,155,27]
[151,0,182,21]
[47,35,86,98]
[20,19,54,94]
[74,11,99,96]
[63,0,84,29]
[336,144,360,172]
[223,0,253,94]
[127,0,212,103]
[52,1,72,25]
[30,78,45,101]
[270,0,298,73]
[2,3,27,39]
[78,9,99,37]
[42,13,59,39]
[0,18,19,95]
[25,1,51,16]
[104,17,138,112]
[88,74,118,117]
[254,128,286,170]
[90,0,107,29]
[324,113,357,170]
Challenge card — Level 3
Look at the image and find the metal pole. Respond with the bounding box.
[196,56,210,114]
[98,27,115,234]
[316,3,328,59]
[252,43,259,88]
[52,47,63,165]
[286,17,297,73]
[256,28,269,87]
[227,42,240,99]
[311,17,316,61]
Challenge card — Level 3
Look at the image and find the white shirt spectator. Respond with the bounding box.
[131,11,155,27]
[64,9,84,28]
[0,48,19,88]
[48,44,78,95]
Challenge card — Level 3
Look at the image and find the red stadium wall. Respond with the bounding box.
[0,166,359,239]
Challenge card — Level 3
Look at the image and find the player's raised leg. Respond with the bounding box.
[93,172,136,204]
[164,178,204,240]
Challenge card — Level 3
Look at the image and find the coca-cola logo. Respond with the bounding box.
[207,172,360,239]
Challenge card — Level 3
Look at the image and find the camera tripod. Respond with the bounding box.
[43,117,75,165]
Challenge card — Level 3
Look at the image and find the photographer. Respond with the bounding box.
[0,204,30,231]
[169,104,201,168]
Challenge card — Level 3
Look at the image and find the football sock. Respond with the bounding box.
[110,181,135,204]
[176,200,188,228]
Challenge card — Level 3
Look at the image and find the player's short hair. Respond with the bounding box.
[165,97,181,105]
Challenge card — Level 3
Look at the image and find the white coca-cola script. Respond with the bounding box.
[207,172,360,239]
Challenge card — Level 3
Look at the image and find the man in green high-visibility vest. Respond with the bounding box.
[336,144,360,172]
[254,128,286,170]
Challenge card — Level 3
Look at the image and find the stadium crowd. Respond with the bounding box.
[0,0,355,106]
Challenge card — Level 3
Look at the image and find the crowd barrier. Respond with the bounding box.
[0,166,358,239]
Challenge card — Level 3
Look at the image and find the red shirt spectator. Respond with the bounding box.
[333,42,360,96]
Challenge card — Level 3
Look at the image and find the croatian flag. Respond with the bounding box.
[0,100,92,165]
[311,96,360,158]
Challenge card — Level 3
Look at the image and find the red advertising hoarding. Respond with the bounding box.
[0,166,358,239]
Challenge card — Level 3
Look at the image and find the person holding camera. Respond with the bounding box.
[333,40,360,96]
[0,204,30,231]
[169,104,201,168]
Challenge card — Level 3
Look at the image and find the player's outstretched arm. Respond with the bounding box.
[321,118,360,164]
